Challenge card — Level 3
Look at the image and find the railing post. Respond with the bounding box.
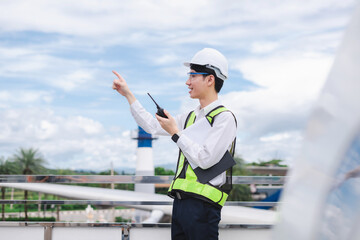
[1,187,5,221]
[122,225,130,240]
[24,190,28,221]
[44,224,53,240]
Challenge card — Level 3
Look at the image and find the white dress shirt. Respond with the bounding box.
[130,99,237,186]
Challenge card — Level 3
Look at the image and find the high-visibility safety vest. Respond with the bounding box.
[168,106,237,208]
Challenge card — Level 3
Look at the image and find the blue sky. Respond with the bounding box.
[0,0,358,171]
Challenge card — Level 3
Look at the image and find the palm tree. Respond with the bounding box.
[1,157,20,220]
[0,157,20,174]
[12,148,47,175]
[12,148,47,221]
[0,156,9,174]
[1,158,5,220]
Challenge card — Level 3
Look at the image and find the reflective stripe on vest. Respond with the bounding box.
[174,111,196,178]
[168,106,235,207]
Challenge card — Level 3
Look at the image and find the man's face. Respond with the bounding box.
[186,70,208,99]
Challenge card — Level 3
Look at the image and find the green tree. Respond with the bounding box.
[0,156,20,174]
[0,156,5,174]
[98,170,120,189]
[154,167,174,195]
[1,156,20,220]
[246,159,287,167]
[12,148,47,174]
[227,156,252,201]
[155,167,174,176]
[232,156,252,176]
[11,148,47,221]
[228,184,252,201]
[99,170,119,175]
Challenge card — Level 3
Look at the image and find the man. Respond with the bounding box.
[112,48,237,240]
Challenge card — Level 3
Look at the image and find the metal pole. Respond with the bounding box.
[122,226,130,240]
[1,187,5,221]
[43,203,47,218]
[24,190,28,221]
[56,196,60,221]
[10,187,14,209]
[44,224,53,240]
[111,161,115,190]
[38,192,41,217]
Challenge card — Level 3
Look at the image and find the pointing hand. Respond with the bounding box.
[112,70,136,104]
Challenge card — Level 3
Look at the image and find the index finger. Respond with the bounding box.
[112,70,123,80]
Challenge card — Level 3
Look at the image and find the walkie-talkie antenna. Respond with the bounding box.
[147,93,160,109]
[147,93,168,118]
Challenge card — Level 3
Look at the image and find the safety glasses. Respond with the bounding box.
[187,72,210,76]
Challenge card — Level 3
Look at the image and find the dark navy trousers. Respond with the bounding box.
[171,197,221,240]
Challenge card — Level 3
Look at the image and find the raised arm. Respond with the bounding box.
[112,70,182,136]
[112,70,136,105]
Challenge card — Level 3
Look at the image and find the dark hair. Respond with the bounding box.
[190,64,224,93]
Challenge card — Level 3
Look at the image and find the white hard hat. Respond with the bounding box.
[184,48,228,81]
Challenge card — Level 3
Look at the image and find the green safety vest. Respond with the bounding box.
[168,106,236,208]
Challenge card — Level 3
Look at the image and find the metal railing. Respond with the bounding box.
[0,175,285,184]
[0,175,285,240]
[0,199,278,207]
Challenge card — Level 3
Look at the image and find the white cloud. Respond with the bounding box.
[0,47,36,58]
[152,53,180,66]
[0,108,105,142]
[251,42,279,54]
[217,50,334,163]
[0,108,137,170]
[0,51,49,75]
[260,132,293,142]
[52,70,95,91]
[0,0,205,37]
[234,52,333,99]
[0,90,54,108]
[0,0,355,45]
[0,46,102,92]
[0,0,357,169]
[238,132,303,163]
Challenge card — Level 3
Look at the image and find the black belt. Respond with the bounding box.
[175,191,190,200]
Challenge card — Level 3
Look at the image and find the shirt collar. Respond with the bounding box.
[195,99,222,116]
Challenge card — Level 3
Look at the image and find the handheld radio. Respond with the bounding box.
[147,93,168,118]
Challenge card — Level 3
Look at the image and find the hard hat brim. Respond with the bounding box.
[184,62,191,67]
[184,62,227,81]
